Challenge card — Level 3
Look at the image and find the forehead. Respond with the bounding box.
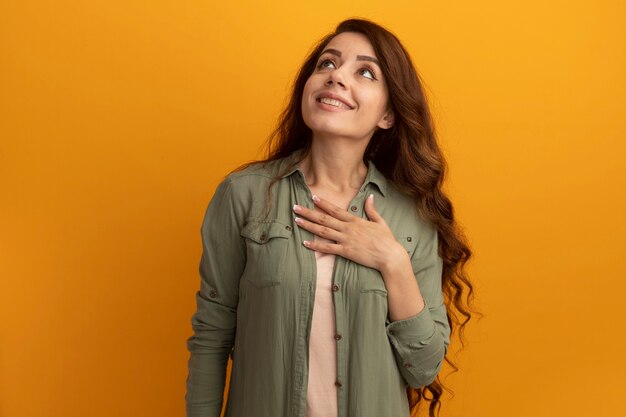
[323,31,377,58]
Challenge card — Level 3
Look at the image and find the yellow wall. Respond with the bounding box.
[1,1,624,416]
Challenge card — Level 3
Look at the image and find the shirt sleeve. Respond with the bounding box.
[185,177,247,417]
[385,221,451,388]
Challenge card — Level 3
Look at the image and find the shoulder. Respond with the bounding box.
[222,157,290,194]
[208,155,295,214]
[228,158,284,183]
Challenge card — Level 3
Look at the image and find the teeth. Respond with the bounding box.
[320,97,350,109]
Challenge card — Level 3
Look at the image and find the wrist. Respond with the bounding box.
[379,242,411,278]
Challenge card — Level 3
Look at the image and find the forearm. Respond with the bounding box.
[380,244,425,322]
[186,348,230,417]
[381,243,448,387]
[186,294,236,417]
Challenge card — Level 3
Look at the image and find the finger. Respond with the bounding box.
[312,195,356,222]
[364,194,383,222]
[294,216,343,242]
[293,204,345,231]
[302,239,344,256]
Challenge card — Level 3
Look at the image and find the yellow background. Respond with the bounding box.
[1,1,625,416]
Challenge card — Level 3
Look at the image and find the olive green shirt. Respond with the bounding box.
[185,151,450,417]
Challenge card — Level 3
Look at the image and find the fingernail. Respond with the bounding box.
[369,194,374,200]
[312,194,320,203]
[293,204,301,212]
[294,217,303,224]
[302,240,311,247]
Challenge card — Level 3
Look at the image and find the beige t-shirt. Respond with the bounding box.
[305,234,339,417]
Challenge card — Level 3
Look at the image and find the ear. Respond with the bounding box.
[377,110,394,130]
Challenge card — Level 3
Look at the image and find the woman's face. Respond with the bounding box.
[301,31,393,143]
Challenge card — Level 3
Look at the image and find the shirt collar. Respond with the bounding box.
[278,149,388,197]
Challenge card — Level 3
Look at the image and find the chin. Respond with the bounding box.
[306,123,349,138]
[304,117,347,137]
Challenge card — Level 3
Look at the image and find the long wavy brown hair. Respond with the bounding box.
[237,18,478,417]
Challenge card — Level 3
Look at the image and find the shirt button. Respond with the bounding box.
[404,363,414,368]
[334,334,342,341]
[260,233,267,241]
[407,236,412,242]
[389,330,396,335]
[350,205,358,212]
[209,290,218,298]
[335,381,342,388]
[332,284,339,292]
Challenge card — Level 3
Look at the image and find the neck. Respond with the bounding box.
[300,137,369,194]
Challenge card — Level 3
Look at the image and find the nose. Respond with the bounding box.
[325,67,347,88]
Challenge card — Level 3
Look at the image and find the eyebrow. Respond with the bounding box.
[320,48,380,66]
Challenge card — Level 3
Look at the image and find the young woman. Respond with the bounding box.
[186,18,474,417]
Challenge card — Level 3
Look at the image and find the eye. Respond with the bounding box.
[359,66,377,80]
[317,58,336,70]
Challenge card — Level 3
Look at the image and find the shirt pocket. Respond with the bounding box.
[359,265,388,297]
[358,234,417,297]
[240,219,292,288]
[396,234,417,256]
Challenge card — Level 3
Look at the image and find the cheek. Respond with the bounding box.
[301,78,317,110]
[301,87,311,119]
[301,78,318,127]
[302,73,321,96]
[357,89,389,118]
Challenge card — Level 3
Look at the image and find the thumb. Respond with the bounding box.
[364,194,383,222]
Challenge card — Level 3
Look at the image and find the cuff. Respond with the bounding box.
[385,298,436,345]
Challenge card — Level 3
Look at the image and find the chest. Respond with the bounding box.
[236,177,418,303]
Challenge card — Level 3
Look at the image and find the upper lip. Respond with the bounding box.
[316,92,355,109]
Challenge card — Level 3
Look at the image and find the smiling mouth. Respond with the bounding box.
[317,97,353,110]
